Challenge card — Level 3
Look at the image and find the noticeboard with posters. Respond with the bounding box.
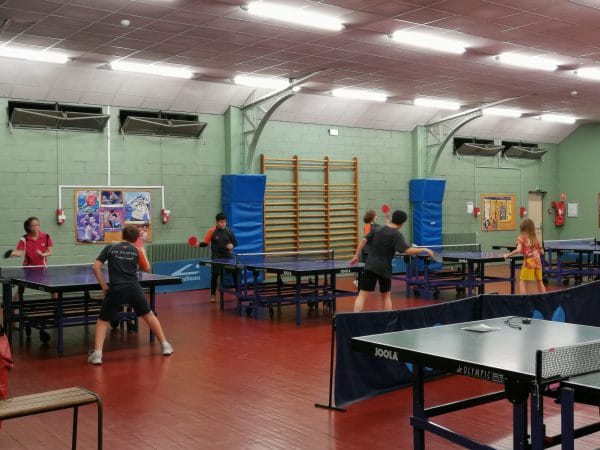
[74,189,152,243]
[481,193,516,231]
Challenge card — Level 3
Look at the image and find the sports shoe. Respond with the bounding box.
[87,350,102,365]
[209,295,216,303]
[162,342,174,356]
[353,279,359,287]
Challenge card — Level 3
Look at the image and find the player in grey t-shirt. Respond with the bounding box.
[350,210,433,312]
[87,224,174,365]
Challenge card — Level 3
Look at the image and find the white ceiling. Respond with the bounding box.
[2,0,600,142]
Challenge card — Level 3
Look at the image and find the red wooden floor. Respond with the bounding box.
[0,268,599,449]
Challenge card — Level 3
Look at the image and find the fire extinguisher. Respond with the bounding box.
[550,201,565,227]
[56,209,66,225]
[160,209,171,224]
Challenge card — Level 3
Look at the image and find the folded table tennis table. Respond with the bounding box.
[0,264,182,355]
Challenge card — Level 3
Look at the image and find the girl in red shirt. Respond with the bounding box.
[8,217,53,266]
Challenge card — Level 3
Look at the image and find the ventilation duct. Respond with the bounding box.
[504,145,547,159]
[455,142,503,157]
[8,101,108,132]
[120,109,207,138]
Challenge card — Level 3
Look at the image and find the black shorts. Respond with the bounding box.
[99,283,151,321]
[359,270,391,293]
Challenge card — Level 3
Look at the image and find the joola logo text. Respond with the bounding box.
[374,347,399,361]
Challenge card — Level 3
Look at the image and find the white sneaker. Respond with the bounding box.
[87,350,102,365]
[353,279,359,287]
[162,342,174,356]
[209,295,216,303]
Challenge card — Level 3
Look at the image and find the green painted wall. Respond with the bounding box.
[0,95,569,264]
[557,124,600,238]
[428,137,559,249]
[0,98,224,264]
[253,121,415,237]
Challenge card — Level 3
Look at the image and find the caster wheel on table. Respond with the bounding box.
[40,330,51,343]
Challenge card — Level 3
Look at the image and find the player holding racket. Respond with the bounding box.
[350,210,433,312]
[88,224,173,365]
[6,217,53,265]
[194,213,238,303]
[353,208,390,287]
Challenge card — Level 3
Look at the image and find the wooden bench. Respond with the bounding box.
[0,387,102,449]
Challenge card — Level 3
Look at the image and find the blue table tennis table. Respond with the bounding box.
[352,317,600,449]
[494,238,600,286]
[395,251,516,298]
[0,264,181,355]
[199,253,363,325]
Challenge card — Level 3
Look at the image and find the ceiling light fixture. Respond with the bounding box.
[389,30,466,54]
[0,46,69,64]
[414,97,460,110]
[331,88,387,102]
[110,60,193,79]
[243,2,344,31]
[574,67,600,80]
[569,0,600,9]
[234,75,300,91]
[495,53,558,71]
[540,114,577,124]
[482,107,523,118]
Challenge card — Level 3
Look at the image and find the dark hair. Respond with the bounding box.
[363,209,376,223]
[23,216,39,233]
[122,224,140,243]
[391,210,407,225]
[216,213,227,221]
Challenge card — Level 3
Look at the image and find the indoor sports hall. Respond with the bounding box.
[2,1,600,448]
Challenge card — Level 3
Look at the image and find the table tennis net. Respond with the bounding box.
[536,340,600,383]
[413,243,481,253]
[235,250,334,265]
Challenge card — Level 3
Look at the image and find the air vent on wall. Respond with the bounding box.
[502,141,547,160]
[8,101,109,132]
[453,137,503,157]
[119,109,207,138]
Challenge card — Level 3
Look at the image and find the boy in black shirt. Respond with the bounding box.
[350,210,434,312]
[197,212,237,302]
[88,224,173,365]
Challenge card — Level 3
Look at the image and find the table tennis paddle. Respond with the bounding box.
[381,204,390,214]
[188,236,199,247]
[3,249,12,259]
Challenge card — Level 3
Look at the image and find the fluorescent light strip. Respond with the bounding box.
[575,67,600,80]
[482,107,523,118]
[331,88,387,102]
[540,114,577,124]
[414,97,460,110]
[244,2,344,31]
[496,53,558,71]
[110,61,193,79]
[234,75,297,91]
[0,46,69,64]
[390,30,466,54]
